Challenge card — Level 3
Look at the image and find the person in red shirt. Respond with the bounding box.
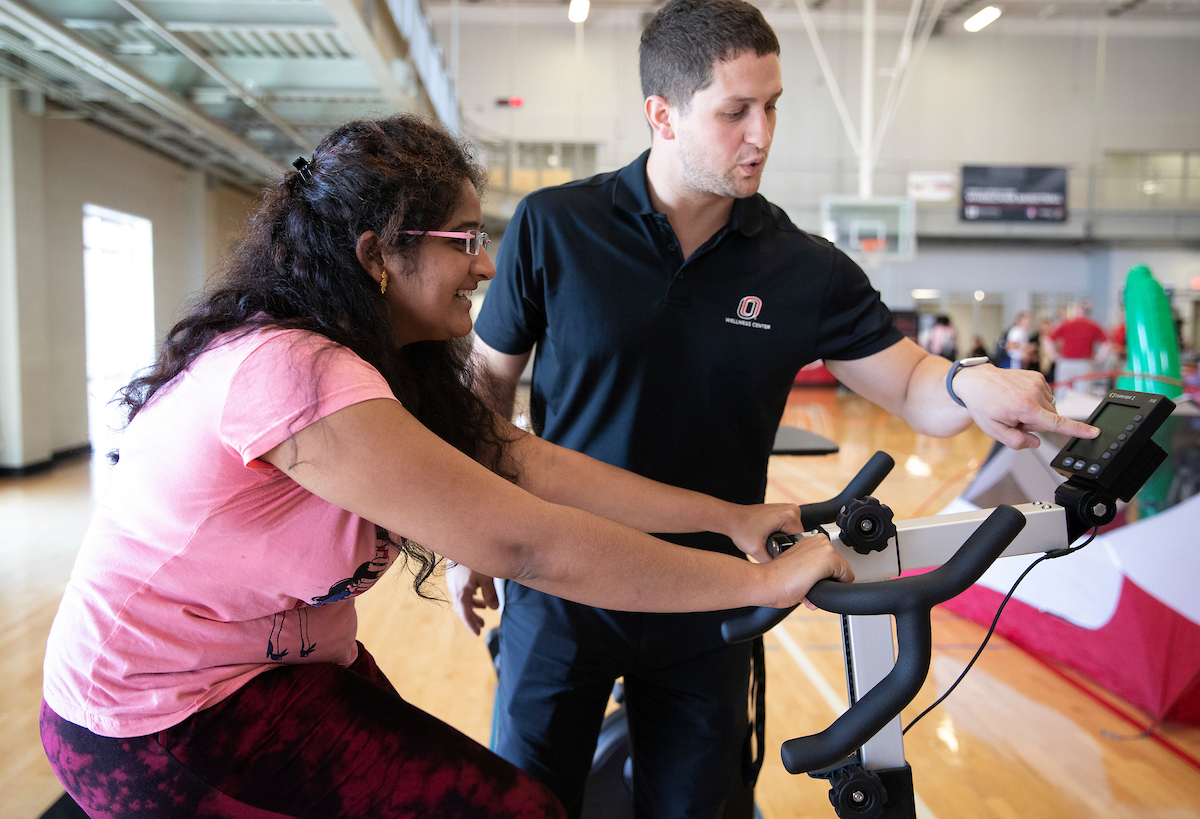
[1049,300,1109,398]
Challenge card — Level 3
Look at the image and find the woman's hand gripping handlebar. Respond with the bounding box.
[722,453,1028,774]
[721,451,897,644]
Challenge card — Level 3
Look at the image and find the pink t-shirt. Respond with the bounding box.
[43,328,400,737]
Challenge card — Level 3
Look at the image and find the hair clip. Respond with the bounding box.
[292,156,314,183]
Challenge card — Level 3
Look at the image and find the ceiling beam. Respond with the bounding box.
[0,55,258,191]
[322,0,410,109]
[0,0,287,179]
[109,0,311,151]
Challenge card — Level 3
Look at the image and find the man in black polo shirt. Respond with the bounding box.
[450,1,1094,815]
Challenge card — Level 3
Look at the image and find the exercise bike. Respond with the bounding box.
[491,388,1176,818]
[720,387,1176,818]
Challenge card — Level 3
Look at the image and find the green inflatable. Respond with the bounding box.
[1117,265,1182,520]
[1117,265,1183,400]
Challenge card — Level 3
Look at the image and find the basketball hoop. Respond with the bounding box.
[820,196,917,265]
[859,237,888,269]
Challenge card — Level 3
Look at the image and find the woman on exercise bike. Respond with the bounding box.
[40,114,850,818]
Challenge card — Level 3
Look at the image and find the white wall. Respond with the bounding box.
[440,9,1200,232]
[437,7,1200,349]
[0,86,51,468]
[0,89,256,469]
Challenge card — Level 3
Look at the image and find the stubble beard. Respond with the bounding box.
[678,137,765,200]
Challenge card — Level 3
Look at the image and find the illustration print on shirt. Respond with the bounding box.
[310,539,393,605]
[265,535,396,661]
[267,602,314,660]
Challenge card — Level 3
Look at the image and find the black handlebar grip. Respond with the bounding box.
[722,452,895,645]
[780,504,1026,774]
[721,603,799,644]
[800,451,895,530]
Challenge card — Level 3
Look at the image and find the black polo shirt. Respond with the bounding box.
[476,151,902,554]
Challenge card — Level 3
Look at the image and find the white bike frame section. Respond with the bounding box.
[824,501,1070,771]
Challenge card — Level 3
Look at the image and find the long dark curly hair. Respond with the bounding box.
[118,115,516,597]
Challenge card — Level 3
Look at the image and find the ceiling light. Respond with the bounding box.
[963,6,1002,32]
[911,289,941,300]
[568,0,590,23]
[975,290,985,301]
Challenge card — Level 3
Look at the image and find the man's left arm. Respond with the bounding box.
[826,338,1098,450]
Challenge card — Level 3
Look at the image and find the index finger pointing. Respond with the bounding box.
[1041,410,1100,439]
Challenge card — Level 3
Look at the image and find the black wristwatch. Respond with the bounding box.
[945,356,990,408]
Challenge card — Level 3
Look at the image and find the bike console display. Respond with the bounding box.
[1053,390,1174,488]
[1052,389,1176,539]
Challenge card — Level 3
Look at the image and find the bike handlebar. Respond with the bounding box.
[720,451,896,646]
[721,450,1028,774]
[800,451,895,530]
[782,504,1025,773]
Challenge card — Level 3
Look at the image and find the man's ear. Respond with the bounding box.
[355,231,384,286]
[644,95,676,141]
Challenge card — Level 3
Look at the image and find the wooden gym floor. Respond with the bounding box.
[3,386,1199,818]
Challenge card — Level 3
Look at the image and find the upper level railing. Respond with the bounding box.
[387,0,458,131]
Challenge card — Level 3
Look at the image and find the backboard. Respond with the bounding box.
[820,196,917,264]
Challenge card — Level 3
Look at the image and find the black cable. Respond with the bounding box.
[902,526,1100,735]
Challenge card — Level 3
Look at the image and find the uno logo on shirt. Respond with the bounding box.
[726,296,771,331]
[737,296,762,320]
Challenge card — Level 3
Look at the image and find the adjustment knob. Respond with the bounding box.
[836,497,896,555]
[826,765,888,819]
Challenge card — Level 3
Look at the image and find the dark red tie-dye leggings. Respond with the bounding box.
[41,642,566,818]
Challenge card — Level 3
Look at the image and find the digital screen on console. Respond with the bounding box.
[1067,402,1139,461]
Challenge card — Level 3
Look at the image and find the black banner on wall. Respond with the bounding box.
[960,166,1068,222]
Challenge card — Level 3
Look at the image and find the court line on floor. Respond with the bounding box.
[770,622,939,819]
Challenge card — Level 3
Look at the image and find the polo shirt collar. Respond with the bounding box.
[613,149,764,238]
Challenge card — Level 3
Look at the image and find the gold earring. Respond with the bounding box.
[380,270,388,295]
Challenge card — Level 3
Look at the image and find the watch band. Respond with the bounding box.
[945,356,990,408]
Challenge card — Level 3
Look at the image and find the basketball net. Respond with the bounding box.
[859,237,887,269]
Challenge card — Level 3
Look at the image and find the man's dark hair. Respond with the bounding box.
[640,0,780,110]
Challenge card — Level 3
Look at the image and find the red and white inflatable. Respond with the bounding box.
[938,404,1200,725]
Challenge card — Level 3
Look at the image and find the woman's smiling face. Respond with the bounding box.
[383,179,495,347]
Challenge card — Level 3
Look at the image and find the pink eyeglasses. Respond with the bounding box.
[402,229,490,255]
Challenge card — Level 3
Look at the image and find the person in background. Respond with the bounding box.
[970,334,990,360]
[1005,311,1034,370]
[927,315,958,361]
[39,115,853,819]
[1049,300,1109,398]
[1036,317,1058,385]
[1110,320,1128,365]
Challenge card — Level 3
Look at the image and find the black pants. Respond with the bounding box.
[492,582,755,819]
